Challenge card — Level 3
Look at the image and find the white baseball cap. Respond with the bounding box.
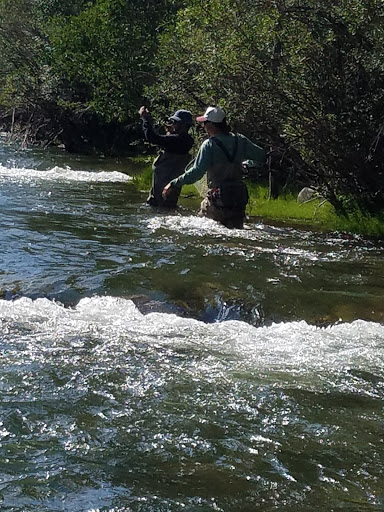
[196,106,226,123]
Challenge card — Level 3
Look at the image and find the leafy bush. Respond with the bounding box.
[1,0,384,214]
[150,0,384,213]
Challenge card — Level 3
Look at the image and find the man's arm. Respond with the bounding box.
[139,106,191,153]
[242,135,267,166]
[142,119,188,152]
[162,140,210,198]
[171,140,210,187]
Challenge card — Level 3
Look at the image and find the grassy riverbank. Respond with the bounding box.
[246,182,384,237]
[132,164,384,237]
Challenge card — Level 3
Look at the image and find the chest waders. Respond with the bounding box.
[147,151,191,207]
[200,135,249,228]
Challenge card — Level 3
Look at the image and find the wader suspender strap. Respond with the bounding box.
[211,135,238,162]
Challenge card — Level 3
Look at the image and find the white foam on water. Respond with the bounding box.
[1,296,383,378]
[143,215,355,264]
[145,213,270,239]
[0,164,132,183]
[145,213,231,237]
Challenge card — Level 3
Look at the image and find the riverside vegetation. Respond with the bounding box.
[132,160,384,236]
[1,0,384,235]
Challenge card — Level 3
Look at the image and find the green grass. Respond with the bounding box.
[331,211,384,237]
[131,165,153,190]
[246,182,334,227]
[131,166,384,237]
[131,163,201,198]
[246,182,384,237]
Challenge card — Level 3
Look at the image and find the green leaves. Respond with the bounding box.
[150,0,384,212]
[47,0,159,121]
[0,0,181,152]
[1,0,384,211]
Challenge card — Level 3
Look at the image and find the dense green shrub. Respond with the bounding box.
[1,0,384,212]
[0,0,182,153]
[151,0,384,212]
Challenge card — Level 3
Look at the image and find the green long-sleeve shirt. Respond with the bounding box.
[171,132,266,188]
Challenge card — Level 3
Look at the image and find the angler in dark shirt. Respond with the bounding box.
[139,106,194,207]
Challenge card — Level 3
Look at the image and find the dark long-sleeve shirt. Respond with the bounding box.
[142,119,194,154]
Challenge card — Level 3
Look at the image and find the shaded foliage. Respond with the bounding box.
[0,0,182,153]
[1,0,384,211]
[151,0,384,212]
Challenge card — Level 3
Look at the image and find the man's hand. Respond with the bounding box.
[162,183,173,198]
[139,106,150,119]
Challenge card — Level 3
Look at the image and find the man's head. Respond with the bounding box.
[196,106,226,124]
[168,109,193,133]
[196,106,229,135]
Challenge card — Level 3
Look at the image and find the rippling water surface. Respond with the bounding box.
[0,142,383,511]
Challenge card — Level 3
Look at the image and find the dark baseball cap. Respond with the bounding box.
[169,109,193,126]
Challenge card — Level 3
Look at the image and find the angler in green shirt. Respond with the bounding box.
[163,106,266,228]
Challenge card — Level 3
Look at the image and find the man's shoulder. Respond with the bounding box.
[200,138,212,150]
[175,131,194,145]
[235,132,263,149]
[234,132,248,142]
[184,132,195,147]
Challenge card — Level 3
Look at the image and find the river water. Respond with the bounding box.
[0,141,383,511]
